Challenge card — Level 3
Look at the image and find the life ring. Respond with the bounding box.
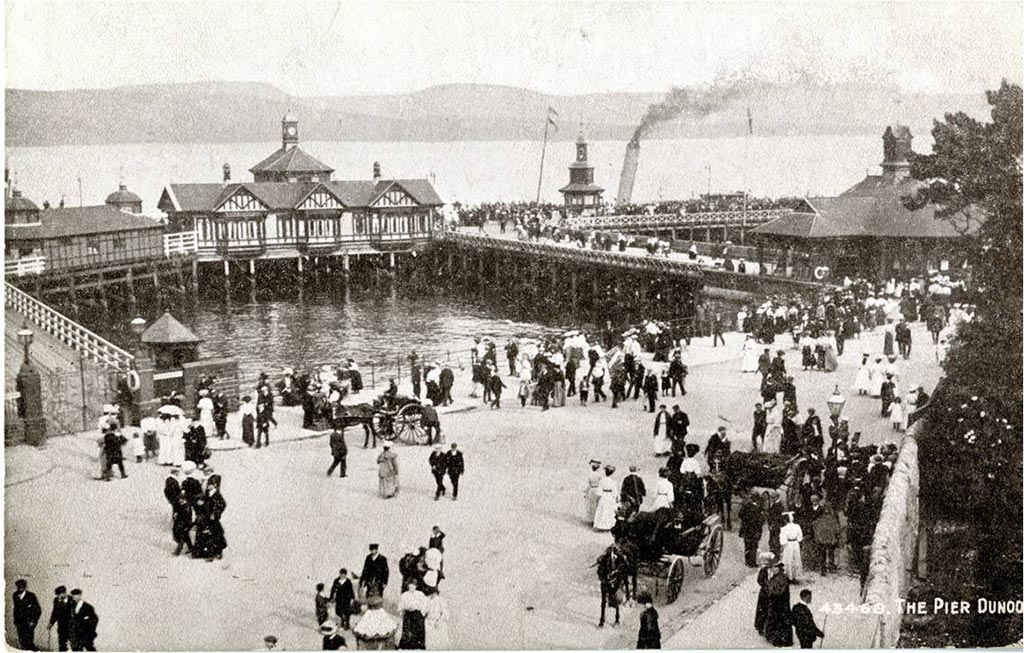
[127,370,141,392]
[813,266,830,281]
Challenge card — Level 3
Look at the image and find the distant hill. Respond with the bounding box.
[5,81,989,146]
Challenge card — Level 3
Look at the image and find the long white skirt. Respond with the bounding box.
[781,541,803,581]
[869,372,884,398]
[652,491,673,510]
[653,433,672,456]
[592,491,617,531]
[171,435,186,466]
[425,598,451,650]
[200,409,216,438]
[762,424,782,454]
[853,366,871,394]
[157,433,171,465]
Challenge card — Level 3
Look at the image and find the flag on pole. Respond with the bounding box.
[547,106,559,132]
[747,108,753,136]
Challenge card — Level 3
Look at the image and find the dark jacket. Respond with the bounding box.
[619,474,647,507]
[181,476,203,505]
[13,590,42,627]
[102,431,126,463]
[360,553,390,590]
[69,601,99,645]
[323,634,347,650]
[429,451,447,476]
[792,602,824,645]
[164,476,181,505]
[446,450,465,476]
[439,368,455,390]
[753,408,767,435]
[637,606,661,649]
[48,596,73,633]
[738,499,764,540]
[330,577,355,615]
[421,405,440,426]
[329,430,348,458]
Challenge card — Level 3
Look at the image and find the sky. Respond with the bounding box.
[4,1,1022,96]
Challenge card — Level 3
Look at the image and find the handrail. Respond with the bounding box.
[566,209,792,230]
[441,232,705,280]
[164,231,199,256]
[4,281,135,372]
[4,255,47,278]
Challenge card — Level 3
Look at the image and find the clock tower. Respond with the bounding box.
[282,112,299,150]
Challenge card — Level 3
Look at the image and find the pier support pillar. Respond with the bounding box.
[723,226,728,242]
[343,254,351,279]
[570,271,578,310]
[389,252,396,268]
[706,227,712,242]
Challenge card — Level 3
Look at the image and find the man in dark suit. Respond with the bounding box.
[329,569,356,630]
[359,544,390,599]
[47,585,74,651]
[668,406,690,455]
[12,579,42,650]
[327,429,347,478]
[792,589,825,648]
[752,403,767,451]
[643,373,660,413]
[68,589,98,652]
[764,492,785,559]
[445,443,465,500]
[738,493,764,567]
[781,376,798,410]
[801,408,824,454]
[429,443,448,500]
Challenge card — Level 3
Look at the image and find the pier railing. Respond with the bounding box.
[5,281,135,372]
[4,255,47,278]
[164,231,199,256]
[566,209,792,230]
[441,232,704,279]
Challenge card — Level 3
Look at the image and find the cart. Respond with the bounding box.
[372,396,430,445]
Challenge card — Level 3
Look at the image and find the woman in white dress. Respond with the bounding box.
[762,401,783,454]
[169,412,186,467]
[822,332,839,373]
[652,468,674,510]
[853,354,872,395]
[156,409,172,465]
[592,466,618,531]
[196,390,216,439]
[869,357,885,398]
[779,512,803,582]
[740,336,759,373]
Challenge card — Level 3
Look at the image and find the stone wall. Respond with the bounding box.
[862,422,922,647]
[181,358,241,412]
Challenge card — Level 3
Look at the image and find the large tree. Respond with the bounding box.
[906,81,1022,647]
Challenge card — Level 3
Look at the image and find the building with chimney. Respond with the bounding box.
[750,125,975,280]
[158,113,443,263]
[4,182,164,275]
[559,132,604,215]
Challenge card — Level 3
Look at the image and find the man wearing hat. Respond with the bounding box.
[445,443,465,500]
[67,589,98,651]
[12,579,42,650]
[180,461,203,506]
[47,585,74,651]
[429,443,448,500]
[360,544,390,600]
[421,399,441,444]
[619,465,646,516]
[321,621,346,650]
[327,428,348,478]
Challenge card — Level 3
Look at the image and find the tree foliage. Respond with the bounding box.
[906,81,1022,647]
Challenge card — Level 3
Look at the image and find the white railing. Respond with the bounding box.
[4,256,47,278]
[5,282,135,372]
[164,231,199,256]
[566,209,792,230]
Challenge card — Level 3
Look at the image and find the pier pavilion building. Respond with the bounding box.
[559,132,604,216]
[158,114,444,267]
[751,126,975,280]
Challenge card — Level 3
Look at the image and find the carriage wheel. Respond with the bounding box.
[666,557,685,603]
[395,404,428,445]
[703,526,724,577]
[372,414,397,441]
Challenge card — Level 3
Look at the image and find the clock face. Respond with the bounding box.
[286,126,297,136]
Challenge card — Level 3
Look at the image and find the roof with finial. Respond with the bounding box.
[249,147,335,176]
[105,183,142,207]
[6,188,40,213]
[141,312,201,344]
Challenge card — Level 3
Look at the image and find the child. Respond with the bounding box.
[518,377,530,408]
[315,582,330,626]
[141,414,159,460]
[890,397,904,431]
[131,428,145,463]
[660,370,671,397]
[579,373,590,405]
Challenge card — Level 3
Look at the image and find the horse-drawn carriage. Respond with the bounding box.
[610,505,725,604]
[333,395,431,445]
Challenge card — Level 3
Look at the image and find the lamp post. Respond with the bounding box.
[826,384,846,427]
[15,325,46,446]
[128,317,149,426]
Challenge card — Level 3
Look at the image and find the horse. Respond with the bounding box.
[594,543,634,627]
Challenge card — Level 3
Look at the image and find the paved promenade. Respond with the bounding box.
[4,320,943,650]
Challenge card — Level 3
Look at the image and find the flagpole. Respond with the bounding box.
[536,114,550,204]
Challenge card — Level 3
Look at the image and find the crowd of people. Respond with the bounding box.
[10,581,99,652]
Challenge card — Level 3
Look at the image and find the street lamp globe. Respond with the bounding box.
[827,385,846,421]
[16,326,34,349]
[130,317,147,337]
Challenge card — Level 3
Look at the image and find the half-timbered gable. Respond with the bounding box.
[216,186,267,213]
[297,185,345,211]
[371,182,420,209]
